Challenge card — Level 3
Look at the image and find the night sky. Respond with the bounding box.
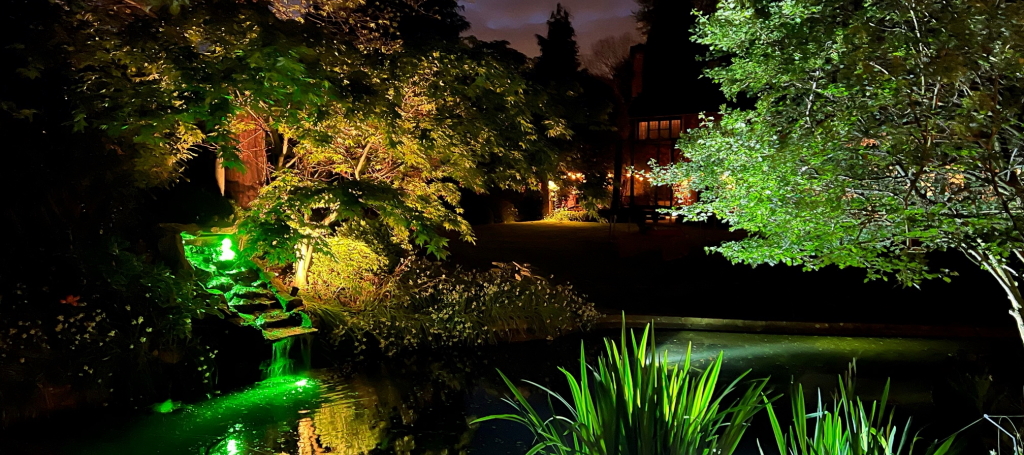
[458,0,640,57]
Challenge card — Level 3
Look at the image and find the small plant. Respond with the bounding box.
[474,323,770,455]
[761,365,957,455]
[546,208,606,223]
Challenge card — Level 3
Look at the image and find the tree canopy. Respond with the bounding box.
[530,4,617,215]
[651,0,1024,343]
[4,0,569,288]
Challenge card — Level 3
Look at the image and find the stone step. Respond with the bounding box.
[229,301,272,314]
[258,310,301,328]
[263,326,318,341]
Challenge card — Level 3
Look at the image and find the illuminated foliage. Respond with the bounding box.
[477,323,769,455]
[231,13,564,285]
[26,0,566,281]
[652,0,1024,344]
[0,0,574,411]
[304,234,387,303]
[306,260,600,354]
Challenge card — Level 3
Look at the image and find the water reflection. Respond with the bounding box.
[50,330,1023,455]
[72,355,498,455]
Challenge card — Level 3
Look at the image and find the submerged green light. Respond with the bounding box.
[152,399,178,414]
[219,238,236,261]
[295,379,308,387]
[226,439,239,455]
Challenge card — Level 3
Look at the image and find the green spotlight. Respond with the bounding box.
[295,379,308,387]
[219,238,236,261]
[225,439,239,455]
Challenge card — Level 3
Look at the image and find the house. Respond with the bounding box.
[610,5,727,224]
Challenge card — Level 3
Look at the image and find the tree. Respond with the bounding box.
[651,0,1024,345]
[6,0,564,292]
[530,4,616,216]
[242,38,560,285]
[534,4,580,82]
[0,0,567,407]
[581,32,641,79]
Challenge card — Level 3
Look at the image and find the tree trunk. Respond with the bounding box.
[225,113,268,209]
[965,248,1024,347]
[1012,299,1024,346]
[540,179,551,217]
[294,241,314,289]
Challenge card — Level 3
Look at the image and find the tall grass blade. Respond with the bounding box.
[478,320,769,455]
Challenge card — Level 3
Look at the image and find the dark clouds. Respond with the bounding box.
[458,0,640,57]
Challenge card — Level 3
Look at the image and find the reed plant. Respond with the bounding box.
[475,323,770,455]
[761,366,956,455]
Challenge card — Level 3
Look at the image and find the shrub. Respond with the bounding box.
[475,323,770,455]
[305,235,387,305]
[546,208,606,223]
[0,239,224,419]
[306,260,600,354]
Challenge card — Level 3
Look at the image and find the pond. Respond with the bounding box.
[3,329,1022,454]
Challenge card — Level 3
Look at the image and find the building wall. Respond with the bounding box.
[621,113,715,208]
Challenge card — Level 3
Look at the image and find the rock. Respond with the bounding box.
[226,269,261,285]
[259,311,303,329]
[284,297,304,311]
[229,301,271,314]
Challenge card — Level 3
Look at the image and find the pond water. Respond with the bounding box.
[4,329,1022,455]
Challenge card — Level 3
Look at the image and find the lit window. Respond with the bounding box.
[636,118,684,141]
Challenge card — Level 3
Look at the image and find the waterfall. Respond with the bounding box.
[264,337,294,379]
[263,335,313,380]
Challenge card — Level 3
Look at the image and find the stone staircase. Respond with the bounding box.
[177,228,317,342]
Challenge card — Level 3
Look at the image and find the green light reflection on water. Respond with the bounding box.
[75,375,320,455]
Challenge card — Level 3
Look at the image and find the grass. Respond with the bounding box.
[474,322,770,455]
